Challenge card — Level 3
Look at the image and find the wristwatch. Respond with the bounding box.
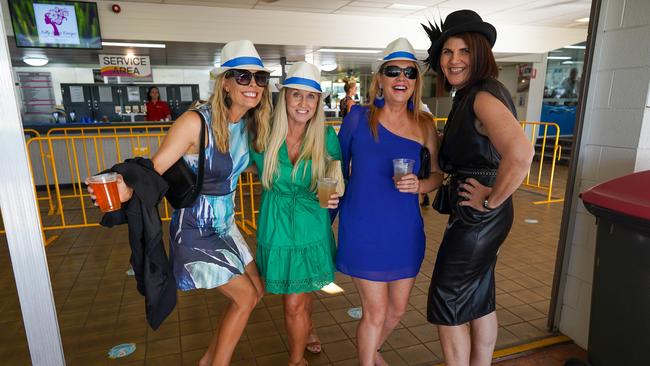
[483,198,492,210]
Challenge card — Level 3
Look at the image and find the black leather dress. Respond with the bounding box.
[427,78,517,326]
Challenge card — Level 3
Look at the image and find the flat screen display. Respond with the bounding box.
[9,0,102,49]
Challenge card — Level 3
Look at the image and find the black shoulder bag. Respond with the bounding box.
[162,111,206,209]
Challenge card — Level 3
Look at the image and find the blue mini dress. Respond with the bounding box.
[335,106,425,282]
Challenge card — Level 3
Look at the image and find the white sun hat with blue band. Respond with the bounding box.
[372,37,422,72]
[277,61,326,95]
[214,40,271,75]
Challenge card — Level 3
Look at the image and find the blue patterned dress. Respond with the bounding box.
[169,103,253,291]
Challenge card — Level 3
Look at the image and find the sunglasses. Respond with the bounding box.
[225,69,271,87]
[381,65,418,80]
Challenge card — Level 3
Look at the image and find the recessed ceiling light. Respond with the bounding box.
[23,57,49,66]
[317,48,380,54]
[102,41,166,48]
[575,17,590,23]
[320,63,338,72]
[548,56,572,60]
[388,3,426,10]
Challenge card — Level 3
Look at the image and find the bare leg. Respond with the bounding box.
[374,277,416,366]
[352,277,388,366]
[199,262,264,366]
[305,293,321,354]
[285,293,313,366]
[438,323,471,366]
[469,311,497,366]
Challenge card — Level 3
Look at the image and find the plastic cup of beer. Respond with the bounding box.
[88,172,121,212]
[393,158,415,183]
[318,177,338,208]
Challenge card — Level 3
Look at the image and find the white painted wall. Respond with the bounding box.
[558,0,650,348]
[12,66,213,105]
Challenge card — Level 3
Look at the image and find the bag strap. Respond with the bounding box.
[194,110,207,193]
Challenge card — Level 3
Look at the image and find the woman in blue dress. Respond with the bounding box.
[95,40,273,366]
[336,38,443,366]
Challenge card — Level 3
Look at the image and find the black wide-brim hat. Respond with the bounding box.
[423,9,497,74]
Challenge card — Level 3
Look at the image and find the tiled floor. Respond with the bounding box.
[0,165,571,365]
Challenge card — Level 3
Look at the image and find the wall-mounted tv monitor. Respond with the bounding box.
[9,0,102,49]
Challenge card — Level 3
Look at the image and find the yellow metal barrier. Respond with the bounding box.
[0,128,251,242]
[520,121,564,204]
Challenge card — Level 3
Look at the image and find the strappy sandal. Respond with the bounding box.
[305,328,321,354]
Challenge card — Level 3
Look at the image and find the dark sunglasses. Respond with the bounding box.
[225,69,271,87]
[381,65,418,80]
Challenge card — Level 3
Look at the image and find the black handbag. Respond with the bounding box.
[417,146,431,179]
[162,112,206,209]
[432,181,451,214]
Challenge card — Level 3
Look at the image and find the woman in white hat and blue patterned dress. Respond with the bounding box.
[94,40,273,366]
[249,61,342,366]
[336,38,443,366]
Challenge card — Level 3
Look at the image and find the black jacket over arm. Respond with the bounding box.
[100,157,177,330]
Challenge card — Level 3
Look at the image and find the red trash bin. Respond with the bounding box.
[580,170,650,366]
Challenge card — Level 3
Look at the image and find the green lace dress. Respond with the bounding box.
[249,126,341,294]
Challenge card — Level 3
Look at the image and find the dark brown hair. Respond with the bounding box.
[436,32,498,95]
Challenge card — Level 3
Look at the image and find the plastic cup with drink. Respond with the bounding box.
[87,172,121,212]
[392,158,415,186]
[318,177,338,208]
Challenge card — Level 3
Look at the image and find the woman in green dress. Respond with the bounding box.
[249,61,341,366]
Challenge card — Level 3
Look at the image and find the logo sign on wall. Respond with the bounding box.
[33,4,80,45]
[99,54,153,82]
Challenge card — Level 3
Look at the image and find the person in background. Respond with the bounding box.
[560,67,580,98]
[249,61,341,366]
[88,40,272,366]
[336,37,442,366]
[423,10,534,366]
[145,86,172,121]
[339,79,357,118]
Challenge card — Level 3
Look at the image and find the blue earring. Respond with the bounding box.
[407,97,414,111]
[373,88,385,108]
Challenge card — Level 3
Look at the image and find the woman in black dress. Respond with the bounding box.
[423,10,534,366]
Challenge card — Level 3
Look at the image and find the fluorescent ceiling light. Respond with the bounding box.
[548,56,572,60]
[23,57,49,66]
[564,45,586,49]
[320,63,338,72]
[102,41,166,48]
[575,17,590,23]
[388,3,426,10]
[561,61,574,65]
[317,48,380,54]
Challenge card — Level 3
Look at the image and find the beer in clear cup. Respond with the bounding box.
[88,172,121,212]
[318,177,338,208]
[392,158,415,184]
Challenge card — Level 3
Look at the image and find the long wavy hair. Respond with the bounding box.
[208,73,272,153]
[262,88,329,191]
[368,61,432,141]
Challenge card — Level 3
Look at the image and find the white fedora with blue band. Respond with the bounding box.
[372,37,422,72]
[214,40,271,75]
[277,61,327,96]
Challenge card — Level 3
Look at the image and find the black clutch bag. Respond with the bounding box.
[162,112,206,209]
[417,146,431,179]
[432,182,451,215]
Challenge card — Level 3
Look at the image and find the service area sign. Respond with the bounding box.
[99,54,153,82]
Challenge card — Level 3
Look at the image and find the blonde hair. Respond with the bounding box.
[368,62,432,141]
[262,88,329,191]
[208,73,272,153]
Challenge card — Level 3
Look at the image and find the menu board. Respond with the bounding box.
[17,72,55,124]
